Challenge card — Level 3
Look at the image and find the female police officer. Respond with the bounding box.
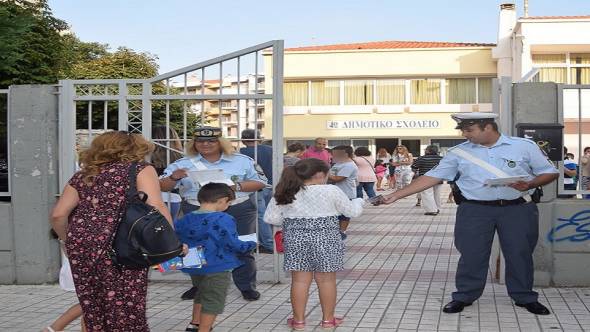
[378,113,558,315]
[160,126,266,301]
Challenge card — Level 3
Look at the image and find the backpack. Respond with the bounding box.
[110,163,183,268]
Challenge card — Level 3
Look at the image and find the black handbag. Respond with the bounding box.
[110,163,183,268]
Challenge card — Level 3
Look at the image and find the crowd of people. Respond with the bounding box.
[47,112,573,331]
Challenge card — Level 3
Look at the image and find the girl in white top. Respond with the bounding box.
[264,158,363,330]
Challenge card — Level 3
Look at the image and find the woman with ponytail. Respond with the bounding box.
[264,158,364,330]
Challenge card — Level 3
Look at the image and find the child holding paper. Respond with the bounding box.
[175,183,257,332]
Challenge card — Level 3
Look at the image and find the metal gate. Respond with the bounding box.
[57,40,285,282]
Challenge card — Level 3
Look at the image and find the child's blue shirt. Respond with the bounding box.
[174,211,256,275]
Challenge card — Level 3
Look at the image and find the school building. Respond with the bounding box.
[262,3,590,156]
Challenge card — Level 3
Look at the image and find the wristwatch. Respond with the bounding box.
[234,182,242,192]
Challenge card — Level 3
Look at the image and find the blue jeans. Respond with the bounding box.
[357,182,376,199]
[256,187,274,251]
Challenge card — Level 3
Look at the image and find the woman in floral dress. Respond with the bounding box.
[51,131,173,331]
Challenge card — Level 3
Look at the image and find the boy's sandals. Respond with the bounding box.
[287,318,306,330]
[321,317,344,329]
[185,322,199,332]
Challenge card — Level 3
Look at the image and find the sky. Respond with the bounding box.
[49,0,590,74]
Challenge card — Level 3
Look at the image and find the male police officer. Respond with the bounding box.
[379,113,558,315]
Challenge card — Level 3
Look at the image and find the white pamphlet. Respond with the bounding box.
[188,169,234,187]
[484,175,529,186]
[238,233,258,243]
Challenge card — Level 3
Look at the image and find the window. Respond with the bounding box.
[570,54,590,84]
[478,78,493,103]
[376,80,405,105]
[531,53,590,84]
[571,68,590,84]
[411,79,440,104]
[0,91,8,195]
[311,80,340,106]
[571,53,590,65]
[446,78,476,104]
[284,82,308,106]
[344,80,373,105]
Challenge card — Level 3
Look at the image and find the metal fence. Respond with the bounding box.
[57,40,285,282]
[0,89,9,197]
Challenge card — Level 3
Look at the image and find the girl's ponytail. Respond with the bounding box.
[274,158,329,205]
[274,166,304,205]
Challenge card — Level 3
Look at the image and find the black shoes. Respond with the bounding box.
[242,290,261,301]
[424,210,440,216]
[442,300,472,313]
[515,301,551,315]
[181,286,198,300]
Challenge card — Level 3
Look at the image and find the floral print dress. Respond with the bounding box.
[65,162,149,331]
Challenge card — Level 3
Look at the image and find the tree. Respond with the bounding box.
[0,0,68,88]
[65,46,159,80]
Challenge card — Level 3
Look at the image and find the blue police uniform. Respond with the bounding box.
[162,153,266,205]
[426,132,557,305]
[163,125,266,296]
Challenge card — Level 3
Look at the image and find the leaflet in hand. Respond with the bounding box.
[238,233,257,243]
[188,169,234,187]
[156,247,207,272]
[183,247,206,268]
[484,175,529,186]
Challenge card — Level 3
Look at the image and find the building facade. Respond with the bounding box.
[181,74,265,139]
[263,41,497,156]
[263,4,590,157]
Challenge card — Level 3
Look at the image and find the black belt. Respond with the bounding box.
[463,197,526,206]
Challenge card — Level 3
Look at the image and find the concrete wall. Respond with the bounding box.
[513,82,590,286]
[0,85,60,284]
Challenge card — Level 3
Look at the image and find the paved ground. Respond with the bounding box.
[2,188,590,331]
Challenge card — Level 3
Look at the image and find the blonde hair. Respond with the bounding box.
[79,131,154,184]
[187,137,234,157]
[396,145,410,159]
[377,148,389,157]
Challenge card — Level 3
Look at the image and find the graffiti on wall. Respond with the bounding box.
[547,210,590,243]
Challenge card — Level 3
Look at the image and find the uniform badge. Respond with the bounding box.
[230,175,240,183]
[507,160,516,168]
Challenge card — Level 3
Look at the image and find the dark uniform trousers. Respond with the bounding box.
[182,197,258,292]
[453,201,539,304]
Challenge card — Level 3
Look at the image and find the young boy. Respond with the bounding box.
[328,145,359,239]
[175,183,257,332]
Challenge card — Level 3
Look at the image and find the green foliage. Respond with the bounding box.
[0,0,68,88]
[0,0,200,135]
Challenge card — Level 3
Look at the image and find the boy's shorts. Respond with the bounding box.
[190,271,231,315]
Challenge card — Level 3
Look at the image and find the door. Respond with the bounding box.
[375,138,399,156]
[401,139,421,157]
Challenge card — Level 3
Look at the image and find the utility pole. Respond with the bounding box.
[524,0,529,17]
